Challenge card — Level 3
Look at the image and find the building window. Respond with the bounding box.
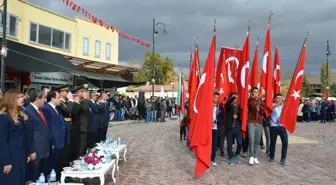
[83,38,89,55]
[0,13,18,38]
[52,29,64,48]
[106,43,111,59]
[95,40,100,57]
[65,33,71,50]
[9,15,17,37]
[29,22,71,50]
[30,23,37,42]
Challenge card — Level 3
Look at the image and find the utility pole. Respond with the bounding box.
[0,0,8,93]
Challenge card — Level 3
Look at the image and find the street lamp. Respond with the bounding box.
[325,40,331,87]
[0,0,8,93]
[152,18,167,97]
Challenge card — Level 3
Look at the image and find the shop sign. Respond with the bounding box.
[30,72,73,85]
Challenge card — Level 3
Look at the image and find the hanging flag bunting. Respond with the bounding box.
[61,0,151,48]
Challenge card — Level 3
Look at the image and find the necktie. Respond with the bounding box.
[38,109,47,126]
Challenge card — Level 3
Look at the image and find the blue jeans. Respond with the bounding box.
[211,129,219,162]
[270,126,288,160]
[321,112,326,123]
[116,110,122,121]
[146,111,152,122]
[227,126,242,160]
[152,111,157,122]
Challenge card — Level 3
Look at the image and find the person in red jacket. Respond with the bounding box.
[247,87,265,165]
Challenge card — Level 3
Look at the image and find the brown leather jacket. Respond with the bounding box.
[247,97,265,124]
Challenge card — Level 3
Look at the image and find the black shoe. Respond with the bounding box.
[220,152,224,157]
[183,137,186,140]
[260,146,265,149]
[180,138,182,141]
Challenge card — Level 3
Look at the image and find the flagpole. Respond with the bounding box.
[214,18,216,73]
[195,36,201,80]
[279,33,308,120]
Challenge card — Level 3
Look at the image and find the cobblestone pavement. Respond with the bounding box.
[83,119,336,185]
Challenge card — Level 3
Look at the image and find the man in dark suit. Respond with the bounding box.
[88,91,100,143]
[24,88,51,181]
[41,91,66,180]
[98,92,110,141]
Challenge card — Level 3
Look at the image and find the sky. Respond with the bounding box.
[28,0,336,79]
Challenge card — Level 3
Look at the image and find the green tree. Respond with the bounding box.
[320,62,332,90]
[330,83,336,97]
[301,76,315,97]
[133,52,174,85]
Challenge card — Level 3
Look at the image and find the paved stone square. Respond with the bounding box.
[84,119,336,185]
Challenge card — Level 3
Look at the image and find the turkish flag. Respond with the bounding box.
[215,47,230,102]
[260,25,273,117]
[188,47,200,124]
[190,34,215,179]
[273,43,281,94]
[250,40,259,88]
[280,40,307,133]
[238,31,250,139]
[221,47,242,93]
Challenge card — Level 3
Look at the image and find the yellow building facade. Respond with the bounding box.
[2,0,119,64]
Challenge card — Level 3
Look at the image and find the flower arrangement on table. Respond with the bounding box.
[84,152,103,170]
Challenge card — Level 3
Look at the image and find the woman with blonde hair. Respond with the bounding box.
[0,90,30,185]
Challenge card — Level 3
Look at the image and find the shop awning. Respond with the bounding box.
[4,39,82,74]
[2,39,144,87]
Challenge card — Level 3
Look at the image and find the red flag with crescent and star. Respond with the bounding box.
[273,41,281,94]
[238,29,250,139]
[188,46,200,124]
[260,24,273,117]
[250,39,259,88]
[221,47,242,93]
[280,38,307,133]
[190,33,215,179]
[215,47,230,102]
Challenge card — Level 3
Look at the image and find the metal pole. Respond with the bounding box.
[152,18,155,97]
[326,40,330,87]
[1,0,7,93]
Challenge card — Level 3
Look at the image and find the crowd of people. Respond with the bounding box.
[109,94,176,123]
[0,85,112,185]
[181,87,292,166]
[297,99,335,123]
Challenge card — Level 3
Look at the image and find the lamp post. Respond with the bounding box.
[152,18,167,97]
[0,0,8,93]
[325,40,331,87]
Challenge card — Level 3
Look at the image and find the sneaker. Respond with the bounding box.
[280,159,287,166]
[260,146,265,150]
[269,159,275,162]
[211,161,217,166]
[254,158,260,164]
[242,152,247,157]
[249,157,254,165]
[234,155,240,163]
[228,159,233,166]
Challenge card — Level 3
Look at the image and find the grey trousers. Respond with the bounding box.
[248,123,263,158]
[264,126,270,153]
